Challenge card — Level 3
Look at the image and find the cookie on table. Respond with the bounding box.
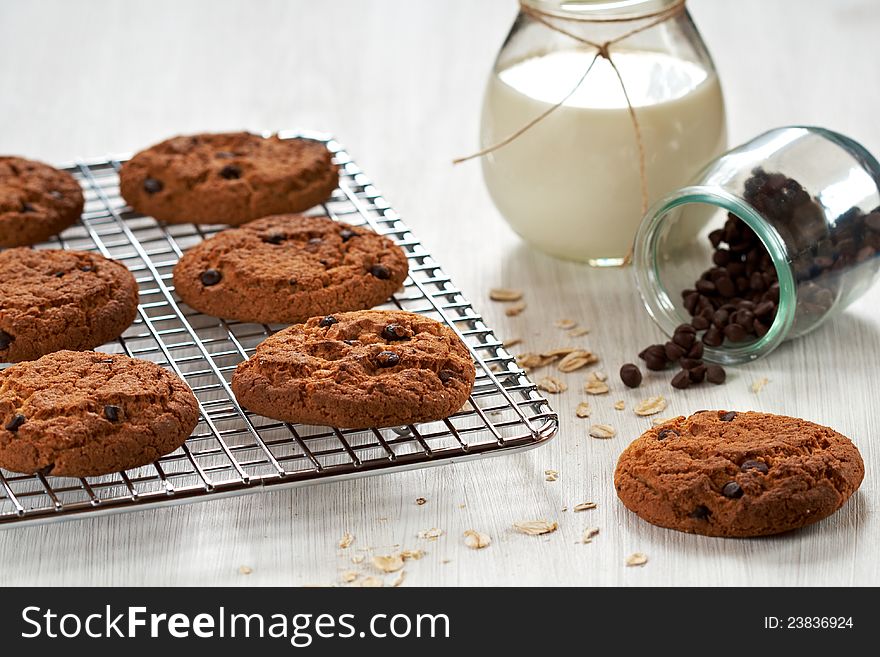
[0,249,139,363]
[231,310,476,429]
[0,156,84,247]
[614,410,864,537]
[172,214,408,324]
[0,350,200,477]
[119,132,339,225]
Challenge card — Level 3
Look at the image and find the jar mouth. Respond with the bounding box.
[632,186,797,366]
[523,0,680,20]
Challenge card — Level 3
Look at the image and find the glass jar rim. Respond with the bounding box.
[632,186,798,365]
[522,0,681,20]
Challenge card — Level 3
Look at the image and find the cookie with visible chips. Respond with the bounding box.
[172,214,408,324]
[614,410,864,537]
[231,310,475,428]
[119,132,338,225]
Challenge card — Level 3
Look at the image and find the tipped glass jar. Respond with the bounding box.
[479,0,727,265]
[634,126,880,365]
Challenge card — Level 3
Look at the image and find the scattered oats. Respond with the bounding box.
[634,395,668,417]
[537,376,568,394]
[516,352,554,370]
[351,555,365,565]
[575,401,591,418]
[513,520,558,536]
[555,318,577,329]
[557,349,598,373]
[400,549,425,561]
[463,529,491,549]
[238,566,253,575]
[372,554,405,573]
[490,288,523,302]
[584,379,610,395]
[591,370,608,382]
[338,532,355,549]
[417,528,444,541]
[568,327,590,337]
[341,571,359,583]
[415,497,427,506]
[391,571,407,587]
[626,552,648,567]
[505,301,527,317]
[652,416,678,426]
[541,347,579,359]
[751,377,769,393]
[614,400,625,411]
[573,502,597,512]
[544,469,559,482]
[503,337,522,349]
[581,527,600,544]
[359,576,383,587]
[589,423,616,439]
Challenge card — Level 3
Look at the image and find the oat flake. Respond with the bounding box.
[544,469,559,482]
[463,529,491,549]
[584,379,609,395]
[513,520,558,536]
[573,502,597,512]
[238,566,253,575]
[751,377,769,393]
[505,302,527,317]
[489,288,523,302]
[555,319,577,329]
[582,527,600,544]
[557,350,598,373]
[634,395,667,416]
[589,424,616,439]
[538,376,568,394]
[626,552,648,567]
[417,528,444,541]
[338,532,355,549]
[614,400,625,411]
[652,416,678,426]
[575,401,591,418]
[504,337,523,349]
[401,549,425,561]
[391,571,407,587]
[341,571,359,583]
[351,555,365,564]
[359,576,384,587]
[372,554,405,573]
[568,327,590,337]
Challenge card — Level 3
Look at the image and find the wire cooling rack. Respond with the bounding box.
[0,130,558,528]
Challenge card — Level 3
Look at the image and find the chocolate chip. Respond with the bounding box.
[262,233,285,245]
[339,229,356,242]
[741,459,769,474]
[318,315,338,328]
[20,202,35,213]
[219,164,241,180]
[691,315,710,331]
[679,358,703,370]
[664,341,685,361]
[79,265,94,273]
[438,369,454,383]
[288,276,298,287]
[720,411,737,422]
[721,481,743,498]
[619,363,642,388]
[200,269,222,286]
[689,505,711,520]
[4,413,26,432]
[687,341,704,359]
[343,339,357,346]
[688,364,707,383]
[657,428,679,440]
[104,405,121,422]
[723,323,747,342]
[705,364,726,384]
[382,323,408,341]
[369,264,391,280]
[376,351,400,368]
[671,370,691,389]
[143,177,163,194]
[54,271,65,278]
[0,330,12,350]
[702,326,723,347]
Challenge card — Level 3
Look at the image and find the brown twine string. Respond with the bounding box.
[454,0,688,246]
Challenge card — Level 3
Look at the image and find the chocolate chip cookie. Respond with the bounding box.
[0,350,200,477]
[231,310,475,428]
[614,411,864,537]
[0,249,139,362]
[119,132,338,225]
[173,214,408,324]
[0,156,84,247]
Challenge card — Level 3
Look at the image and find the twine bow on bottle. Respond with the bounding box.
[454,0,689,223]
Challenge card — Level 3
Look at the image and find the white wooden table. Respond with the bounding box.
[0,0,877,586]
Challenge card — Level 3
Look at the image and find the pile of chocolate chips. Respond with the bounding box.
[629,169,880,390]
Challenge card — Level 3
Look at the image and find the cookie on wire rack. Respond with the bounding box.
[0,350,200,477]
[172,214,409,325]
[0,248,139,363]
[119,132,339,225]
[0,156,84,247]
[231,310,476,429]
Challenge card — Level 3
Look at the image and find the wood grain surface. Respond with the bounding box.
[0,0,878,586]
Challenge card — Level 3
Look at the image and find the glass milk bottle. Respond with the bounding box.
[479,0,727,265]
